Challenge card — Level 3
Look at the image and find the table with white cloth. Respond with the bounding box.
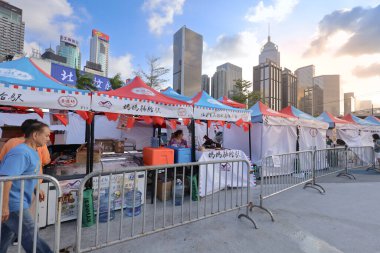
[196,149,250,197]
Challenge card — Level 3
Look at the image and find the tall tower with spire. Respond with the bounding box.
[258,26,280,65]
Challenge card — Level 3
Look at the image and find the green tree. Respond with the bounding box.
[248,90,262,108]
[75,69,97,91]
[232,79,262,108]
[109,73,124,90]
[133,56,170,90]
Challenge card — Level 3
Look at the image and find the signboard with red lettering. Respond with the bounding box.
[92,29,109,42]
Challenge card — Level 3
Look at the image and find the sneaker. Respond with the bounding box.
[12,237,18,246]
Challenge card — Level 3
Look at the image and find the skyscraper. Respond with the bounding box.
[281,68,297,108]
[173,26,203,97]
[0,0,24,59]
[259,35,280,66]
[90,29,109,77]
[211,63,242,99]
[344,92,355,115]
[201,74,210,94]
[313,75,340,116]
[301,84,323,116]
[56,35,81,69]
[253,61,282,111]
[253,35,282,111]
[295,65,315,110]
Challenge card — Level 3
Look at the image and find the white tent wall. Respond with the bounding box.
[336,128,362,147]
[298,127,327,150]
[120,121,153,150]
[223,124,250,157]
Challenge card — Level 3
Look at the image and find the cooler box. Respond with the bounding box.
[168,146,192,163]
[143,147,174,165]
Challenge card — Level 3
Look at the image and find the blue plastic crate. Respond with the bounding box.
[168,146,192,163]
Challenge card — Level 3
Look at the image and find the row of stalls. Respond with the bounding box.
[1,57,379,225]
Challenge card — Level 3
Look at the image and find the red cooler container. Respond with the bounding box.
[143,147,174,166]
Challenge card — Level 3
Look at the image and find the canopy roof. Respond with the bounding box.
[92,76,193,118]
[342,114,373,125]
[280,106,328,129]
[316,112,353,128]
[191,91,250,122]
[161,87,192,102]
[218,96,246,109]
[0,57,90,110]
[365,115,380,126]
[249,102,296,125]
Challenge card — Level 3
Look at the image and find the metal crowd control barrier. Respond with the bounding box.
[346,146,375,171]
[251,150,317,221]
[75,159,255,253]
[0,174,62,253]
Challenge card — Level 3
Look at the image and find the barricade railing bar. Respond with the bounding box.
[253,146,376,221]
[75,159,255,253]
[0,174,62,253]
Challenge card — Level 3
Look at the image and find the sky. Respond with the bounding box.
[10,0,380,108]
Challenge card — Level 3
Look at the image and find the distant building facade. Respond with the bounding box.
[211,63,242,99]
[201,74,210,94]
[314,75,340,116]
[344,92,355,115]
[281,68,297,108]
[173,26,203,97]
[90,29,109,77]
[56,35,81,69]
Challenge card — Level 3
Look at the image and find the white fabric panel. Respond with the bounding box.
[120,122,153,150]
[65,113,85,144]
[261,125,297,158]
[336,128,362,147]
[265,115,298,126]
[196,150,249,197]
[251,123,263,164]
[297,118,329,129]
[299,127,327,151]
[223,124,250,157]
[94,115,122,140]
[360,129,380,146]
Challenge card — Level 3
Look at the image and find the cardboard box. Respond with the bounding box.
[95,139,115,153]
[1,126,22,138]
[157,180,172,201]
[76,144,101,164]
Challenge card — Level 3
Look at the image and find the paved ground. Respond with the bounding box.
[9,168,380,253]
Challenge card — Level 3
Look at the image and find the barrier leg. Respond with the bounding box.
[238,202,258,229]
[250,196,275,222]
[304,181,325,194]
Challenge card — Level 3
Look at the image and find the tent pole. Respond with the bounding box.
[248,123,252,161]
[191,119,196,162]
[90,116,95,174]
[158,125,162,146]
[85,121,90,175]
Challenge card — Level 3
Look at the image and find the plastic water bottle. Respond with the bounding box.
[98,189,115,223]
[173,179,183,206]
[124,190,142,217]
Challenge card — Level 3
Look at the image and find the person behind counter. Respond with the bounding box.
[0,121,53,253]
[169,130,188,148]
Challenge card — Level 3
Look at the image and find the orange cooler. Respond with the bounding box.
[143,147,174,166]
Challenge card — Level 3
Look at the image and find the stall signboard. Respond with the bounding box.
[51,63,111,91]
[194,105,251,122]
[60,179,81,222]
[92,172,146,210]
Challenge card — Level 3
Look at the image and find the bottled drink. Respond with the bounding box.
[98,189,115,223]
[173,179,183,206]
[124,189,142,217]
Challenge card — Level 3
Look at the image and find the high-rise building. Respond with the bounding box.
[0,0,24,59]
[211,71,224,99]
[259,35,280,66]
[314,75,340,116]
[253,61,282,111]
[41,47,67,65]
[281,68,297,108]
[295,65,315,110]
[301,84,323,116]
[211,63,242,99]
[90,29,109,77]
[173,26,203,97]
[84,61,103,76]
[358,100,372,111]
[344,92,355,115]
[56,35,81,69]
[201,74,210,94]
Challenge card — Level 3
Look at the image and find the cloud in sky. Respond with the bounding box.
[109,53,134,81]
[352,63,380,78]
[203,31,261,81]
[143,0,185,36]
[245,0,299,23]
[10,0,80,42]
[304,4,380,57]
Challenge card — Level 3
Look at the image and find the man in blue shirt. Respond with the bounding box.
[0,121,52,253]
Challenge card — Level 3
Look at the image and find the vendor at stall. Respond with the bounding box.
[202,135,220,149]
[168,130,188,148]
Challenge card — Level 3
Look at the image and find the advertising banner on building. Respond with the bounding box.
[51,63,111,91]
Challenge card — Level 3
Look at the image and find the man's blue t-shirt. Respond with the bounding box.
[0,143,40,212]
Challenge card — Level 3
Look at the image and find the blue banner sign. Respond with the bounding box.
[51,63,111,91]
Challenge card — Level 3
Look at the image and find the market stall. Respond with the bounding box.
[342,113,380,146]
[280,106,329,150]
[218,96,246,109]
[162,88,251,197]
